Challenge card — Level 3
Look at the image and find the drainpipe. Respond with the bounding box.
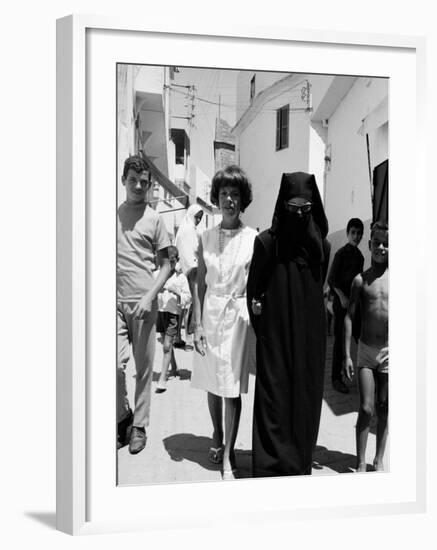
[366,133,373,201]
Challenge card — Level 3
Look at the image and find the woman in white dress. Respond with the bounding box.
[191,165,257,480]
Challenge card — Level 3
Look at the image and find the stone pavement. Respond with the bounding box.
[118,334,381,486]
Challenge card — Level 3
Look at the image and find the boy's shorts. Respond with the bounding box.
[156,311,179,337]
[357,340,389,374]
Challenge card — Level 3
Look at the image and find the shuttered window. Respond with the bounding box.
[276,104,289,150]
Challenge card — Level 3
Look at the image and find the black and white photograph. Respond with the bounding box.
[116,64,389,486]
[2,0,434,543]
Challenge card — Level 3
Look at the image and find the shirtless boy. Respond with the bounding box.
[343,221,388,472]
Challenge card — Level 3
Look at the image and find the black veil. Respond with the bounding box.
[269,172,328,266]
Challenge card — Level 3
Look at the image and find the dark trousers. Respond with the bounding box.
[331,296,346,382]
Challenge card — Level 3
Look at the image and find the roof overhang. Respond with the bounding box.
[141,152,189,207]
[311,76,357,123]
[357,96,388,136]
[136,91,164,114]
[232,73,311,135]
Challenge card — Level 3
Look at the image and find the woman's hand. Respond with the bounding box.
[251,298,262,316]
[194,324,207,356]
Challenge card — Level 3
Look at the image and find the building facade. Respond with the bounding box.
[232,71,332,231]
[117,64,214,240]
[311,76,389,265]
[214,118,236,173]
[232,70,388,269]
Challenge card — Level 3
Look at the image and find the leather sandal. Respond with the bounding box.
[208,446,224,464]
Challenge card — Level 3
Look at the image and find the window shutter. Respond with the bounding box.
[282,105,289,149]
[276,108,281,150]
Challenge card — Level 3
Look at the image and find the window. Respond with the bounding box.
[250,75,256,101]
[171,128,186,165]
[276,104,289,151]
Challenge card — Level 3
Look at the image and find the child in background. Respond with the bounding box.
[328,218,364,393]
[155,247,191,393]
[343,221,389,472]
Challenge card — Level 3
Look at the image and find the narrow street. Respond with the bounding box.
[117,334,380,486]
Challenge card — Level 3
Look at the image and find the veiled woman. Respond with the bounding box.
[247,172,330,477]
[175,204,204,279]
[174,204,204,345]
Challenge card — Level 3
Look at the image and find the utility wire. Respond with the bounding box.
[167,83,311,112]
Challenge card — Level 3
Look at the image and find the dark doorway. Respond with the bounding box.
[373,159,388,224]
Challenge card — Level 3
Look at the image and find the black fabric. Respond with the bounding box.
[372,159,388,224]
[328,244,364,299]
[247,172,330,477]
[270,172,328,270]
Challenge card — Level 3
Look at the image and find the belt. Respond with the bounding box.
[209,292,246,299]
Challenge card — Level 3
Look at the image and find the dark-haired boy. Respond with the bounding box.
[328,218,364,393]
[343,222,388,471]
[117,155,171,454]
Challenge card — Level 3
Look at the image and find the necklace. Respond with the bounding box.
[217,221,243,283]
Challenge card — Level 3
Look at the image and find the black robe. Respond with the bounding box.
[247,172,330,477]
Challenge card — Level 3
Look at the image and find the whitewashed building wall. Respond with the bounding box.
[312,76,388,269]
[321,77,388,235]
[234,73,334,232]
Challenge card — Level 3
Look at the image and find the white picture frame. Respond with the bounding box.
[56,14,427,535]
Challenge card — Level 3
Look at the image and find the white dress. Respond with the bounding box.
[191,224,257,398]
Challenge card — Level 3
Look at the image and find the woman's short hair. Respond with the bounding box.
[210,165,253,213]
